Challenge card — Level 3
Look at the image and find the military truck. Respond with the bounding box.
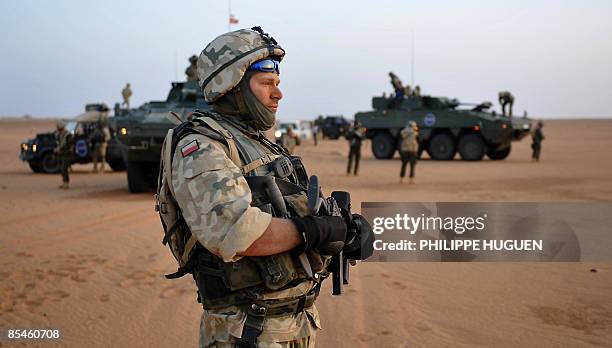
[19,104,125,173]
[315,115,350,140]
[355,95,532,161]
[112,80,210,193]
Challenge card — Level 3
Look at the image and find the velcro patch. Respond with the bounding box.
[181,140,200,157]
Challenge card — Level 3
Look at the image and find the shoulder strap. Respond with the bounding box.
[194,116,241,167]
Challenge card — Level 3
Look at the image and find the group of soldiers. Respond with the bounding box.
[53,118,110,189]
[344,120,420,183]
[48,26,547,347]
[388,72,421,107]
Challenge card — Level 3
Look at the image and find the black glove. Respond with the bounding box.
[291,216,347,256]
[344,214,375,260]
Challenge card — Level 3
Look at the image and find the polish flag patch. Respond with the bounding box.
[181,140,200,157]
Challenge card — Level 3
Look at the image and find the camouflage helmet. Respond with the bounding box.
[56,120,66,129]
[197,26,285,103]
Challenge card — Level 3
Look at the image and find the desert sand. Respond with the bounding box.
[1,118,611,347]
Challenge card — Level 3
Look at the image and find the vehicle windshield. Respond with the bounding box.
[65,121,77,134]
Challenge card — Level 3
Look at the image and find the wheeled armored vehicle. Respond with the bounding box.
[355,95,532,160]
[112,80,210,193]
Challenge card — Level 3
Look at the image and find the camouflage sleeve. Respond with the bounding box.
[171,133,272,262]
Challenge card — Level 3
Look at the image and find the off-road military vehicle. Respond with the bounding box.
[314,115,350,140]
[112,80,210,193]
[355,95,532,161]
[19,103,125,173]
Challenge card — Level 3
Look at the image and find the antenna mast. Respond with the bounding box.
[411,30,415,87]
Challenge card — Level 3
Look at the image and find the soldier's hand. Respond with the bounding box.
[343,214,375,261]
[291,216,347,256]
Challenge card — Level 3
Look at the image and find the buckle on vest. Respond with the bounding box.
[154,194,168,214]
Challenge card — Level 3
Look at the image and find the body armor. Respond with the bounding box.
[156,111,326,311]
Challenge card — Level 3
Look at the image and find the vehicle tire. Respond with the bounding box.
[427,133,456,160]
[28,161,43,173]
[458,134,486,161]
[127,162,149,193]
[108,159,126,171]
[372,133,397,159]
[40,152,60,173]
[487,145,511,160]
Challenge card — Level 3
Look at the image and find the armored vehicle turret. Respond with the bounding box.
[112,80,210,193]
[355,94,532,161]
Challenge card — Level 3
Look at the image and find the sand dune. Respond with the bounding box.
[1,118,611,347]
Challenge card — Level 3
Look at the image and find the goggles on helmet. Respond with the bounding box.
[248,59,280,74]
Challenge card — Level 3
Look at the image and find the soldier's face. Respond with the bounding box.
[249,72,282,112]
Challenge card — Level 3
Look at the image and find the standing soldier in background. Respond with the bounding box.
[54,120,73,189]
[121,83,132,109]
[90,122,110,173]
[413,85,421,97]
[281,126,300,154]
[399,121,419,184]
[531,121,545,162]
[498,91,514,117]
[346,121,365,176]
[185,55,198,81]
[311,122,319,146]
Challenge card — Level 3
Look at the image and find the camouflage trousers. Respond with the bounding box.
[199,305,320,348]
[92,142,107,172]
[58,155,70,183]
[201,335,315,348]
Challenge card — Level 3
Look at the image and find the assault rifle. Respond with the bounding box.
[307,175,357,295]
[246,174,373,296]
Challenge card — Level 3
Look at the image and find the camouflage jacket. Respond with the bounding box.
[400,127,419,153]
[56,130,73,156]
[170,123,320,344]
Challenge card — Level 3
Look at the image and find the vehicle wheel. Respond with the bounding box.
[427,133,456,160]
[458,134,485,161]
[487,145,511,160]
[372,133,396,159]
[127,162,149,193]
[28,161,43,173]
[108,159,126,171]
[40,152,60,173]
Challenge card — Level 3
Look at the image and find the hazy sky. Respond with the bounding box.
[1,0,611,120]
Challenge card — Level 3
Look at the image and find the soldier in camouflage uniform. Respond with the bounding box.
[54,120,73,189]
[498,91,514,117]
[122,83,132,108]
[157,27,369,348]
[280,126,300,154]
[186,55,199,81]
[345,121,365,176]
[399,121,419,184]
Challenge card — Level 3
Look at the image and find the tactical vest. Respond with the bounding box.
[156,111,327,311]
[400,128,418,153]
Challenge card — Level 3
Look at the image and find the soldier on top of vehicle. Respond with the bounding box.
[498,91,514,117]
